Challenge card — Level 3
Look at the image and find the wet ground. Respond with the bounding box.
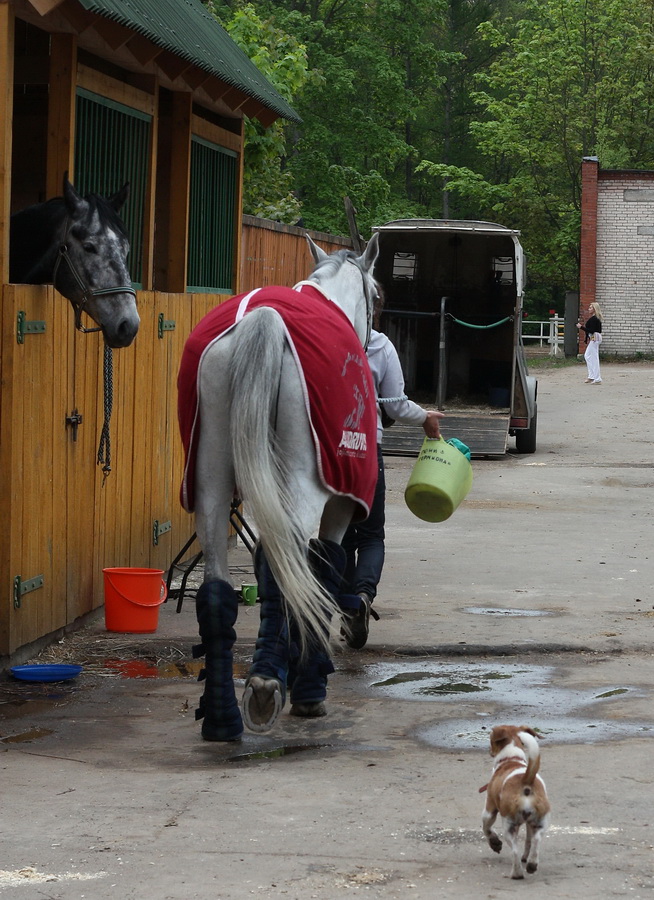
[1,362,654,898]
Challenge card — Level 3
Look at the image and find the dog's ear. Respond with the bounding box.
[489,725,513,756]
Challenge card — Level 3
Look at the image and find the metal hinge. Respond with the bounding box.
[13,574,45,609]
[158,313,176,339]
[153,519,172,546]
[16,311,46,344]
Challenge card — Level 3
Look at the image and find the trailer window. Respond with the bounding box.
[392,252,417,280]
[492,257,514,284]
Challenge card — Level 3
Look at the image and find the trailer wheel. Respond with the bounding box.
[515,405,537,454]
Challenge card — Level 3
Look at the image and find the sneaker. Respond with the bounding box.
[584,378,593,383]
[592,380,602,384]
[343,594,376,649]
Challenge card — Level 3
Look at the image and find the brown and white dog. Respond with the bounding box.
[480,725,551,879]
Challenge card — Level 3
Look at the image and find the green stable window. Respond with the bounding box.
[187,136,238,293]
[75,88,151,288]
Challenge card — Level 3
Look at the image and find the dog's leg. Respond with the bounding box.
[522,822,532,865]
[482,806,502,854]
[524,823,544,874]
[504,822,525,879]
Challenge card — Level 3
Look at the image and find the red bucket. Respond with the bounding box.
[103,567,167,633]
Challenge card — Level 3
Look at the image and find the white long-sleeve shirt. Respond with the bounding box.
[367,330,427,444]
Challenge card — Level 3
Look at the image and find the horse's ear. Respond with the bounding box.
[306,234,329,265]
[108,182,130,212]
[62,176,86,217]
[359,232,380,272]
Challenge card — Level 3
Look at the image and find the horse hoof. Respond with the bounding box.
[289,701,326,718]
[242,676,284,732]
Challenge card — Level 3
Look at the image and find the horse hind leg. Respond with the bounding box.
[194,580,243,741]
[288,538,347,718]
[242,547,289,733]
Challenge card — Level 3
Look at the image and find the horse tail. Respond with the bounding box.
[228,307,337,653]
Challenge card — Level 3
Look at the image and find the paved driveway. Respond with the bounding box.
[1,361,653,899]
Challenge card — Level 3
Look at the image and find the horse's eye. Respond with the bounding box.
[83,242,97,254]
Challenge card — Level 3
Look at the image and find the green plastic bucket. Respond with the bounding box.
[405,437,473,523]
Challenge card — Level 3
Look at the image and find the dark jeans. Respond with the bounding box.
[341,443,385,601]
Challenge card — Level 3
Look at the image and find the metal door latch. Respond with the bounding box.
[65,409,83,441]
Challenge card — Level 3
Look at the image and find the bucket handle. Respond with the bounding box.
[105,576,168,608]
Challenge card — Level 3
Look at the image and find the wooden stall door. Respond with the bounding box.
[0,285,69,654]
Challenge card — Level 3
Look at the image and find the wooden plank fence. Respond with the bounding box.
[0,216,353,660]
[240,215,353,290]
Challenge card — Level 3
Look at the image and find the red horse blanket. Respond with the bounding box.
[178,282,377,519]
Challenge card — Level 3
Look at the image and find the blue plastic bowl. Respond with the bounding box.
[10,664,83,683]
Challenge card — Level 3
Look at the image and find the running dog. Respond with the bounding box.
[480,725,551,879]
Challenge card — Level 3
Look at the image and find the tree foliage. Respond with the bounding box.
[207,0,654,302]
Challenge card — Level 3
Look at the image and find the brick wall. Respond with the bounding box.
[581,159,654,355]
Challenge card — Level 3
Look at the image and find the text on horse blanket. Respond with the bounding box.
[177,283,378,519]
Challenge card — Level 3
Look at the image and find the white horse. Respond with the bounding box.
[178,234,380,741]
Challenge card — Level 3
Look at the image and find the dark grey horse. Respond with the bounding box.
[10,176,139,348]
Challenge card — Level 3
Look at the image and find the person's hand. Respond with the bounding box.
[422,410,444,439]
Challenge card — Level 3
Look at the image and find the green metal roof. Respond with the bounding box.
[79,0,301,123]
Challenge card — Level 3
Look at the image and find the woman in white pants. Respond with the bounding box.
[577,302,603,384]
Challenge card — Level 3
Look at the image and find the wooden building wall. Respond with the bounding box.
[0,284,216,659]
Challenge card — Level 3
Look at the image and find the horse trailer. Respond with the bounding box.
[373,219,538,457]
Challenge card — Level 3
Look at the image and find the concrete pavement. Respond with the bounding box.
[1,361,653,899]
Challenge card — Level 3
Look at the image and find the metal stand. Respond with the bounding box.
[166,498,258,612]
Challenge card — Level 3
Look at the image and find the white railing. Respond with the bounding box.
[522,315,564,356]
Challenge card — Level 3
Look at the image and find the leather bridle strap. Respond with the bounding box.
[347,258,376,349]
[52,243,137,335]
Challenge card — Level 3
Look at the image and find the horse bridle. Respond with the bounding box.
[347,257,377,349]
[52,239,137,335]
[53,223,137,482]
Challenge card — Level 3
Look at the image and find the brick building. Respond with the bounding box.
[580,157,654,355]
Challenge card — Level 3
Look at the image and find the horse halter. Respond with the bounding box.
[347,257,377,350]
[52,236,137,335]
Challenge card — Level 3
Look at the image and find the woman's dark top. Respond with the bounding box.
[582,315,602,342]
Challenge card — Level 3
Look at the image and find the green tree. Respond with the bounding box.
[418,0,654,293]
[206,2,311,222]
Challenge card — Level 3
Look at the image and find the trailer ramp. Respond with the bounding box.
[381,412,510,459]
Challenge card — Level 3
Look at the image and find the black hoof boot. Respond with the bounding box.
[242,548,291,733]
[194,580,243,742]
[288,539,345,715]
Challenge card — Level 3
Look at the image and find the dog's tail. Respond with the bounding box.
[519,730,541,791]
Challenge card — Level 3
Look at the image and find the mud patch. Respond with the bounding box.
[227,743,333,762]
[1,727,54,743]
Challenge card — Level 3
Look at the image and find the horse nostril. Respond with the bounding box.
[115,317,139,347]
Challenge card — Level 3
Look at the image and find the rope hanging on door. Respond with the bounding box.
[97,344,114,484]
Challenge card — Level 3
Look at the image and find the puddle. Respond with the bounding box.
[101,659,249,679]
[227,744,332,762]
[418,717,654,749]
[364,661,652,746]
[368,662,545,705]
[1,727,54,743]
[463,607,556,617]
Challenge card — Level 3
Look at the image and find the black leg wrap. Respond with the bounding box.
[248,548,291,698]
[288,539,345,707]
[195,579,243,742]
[241,547,295,733]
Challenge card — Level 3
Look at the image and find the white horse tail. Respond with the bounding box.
[228,307,337,652]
